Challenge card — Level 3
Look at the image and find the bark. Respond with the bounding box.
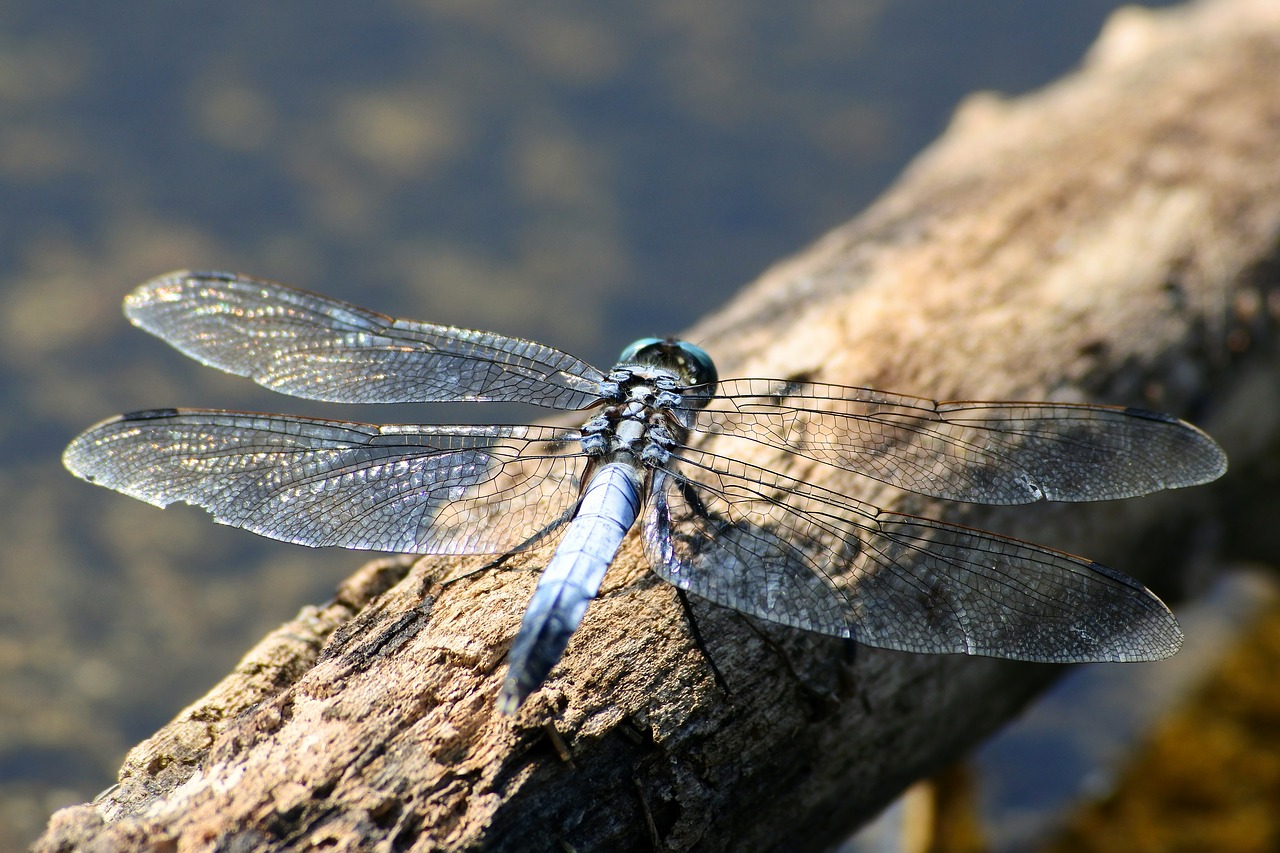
[37,0,1280,850]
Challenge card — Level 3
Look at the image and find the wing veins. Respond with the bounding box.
[671,446,1119,615]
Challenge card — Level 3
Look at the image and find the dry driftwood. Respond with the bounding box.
[38,0,1280,849]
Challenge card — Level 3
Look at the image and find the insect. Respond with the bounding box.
[64,271,1227,712]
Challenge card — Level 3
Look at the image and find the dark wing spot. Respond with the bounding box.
[121,408,182,421]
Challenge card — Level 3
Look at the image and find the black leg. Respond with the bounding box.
[675,588,730,697]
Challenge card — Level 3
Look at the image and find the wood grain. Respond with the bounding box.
[37,0,1280,849]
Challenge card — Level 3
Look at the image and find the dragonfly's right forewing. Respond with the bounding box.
[63,410,587,555]
[693,379,1227,505]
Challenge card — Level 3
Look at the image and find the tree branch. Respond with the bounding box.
[38,0,1280,849]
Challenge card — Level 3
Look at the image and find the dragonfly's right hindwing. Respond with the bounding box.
[646,446,1182,663]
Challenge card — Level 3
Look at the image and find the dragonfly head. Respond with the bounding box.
[618,337,718,389]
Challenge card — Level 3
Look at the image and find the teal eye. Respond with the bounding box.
[617,338,718,388]
[617,337,663,364]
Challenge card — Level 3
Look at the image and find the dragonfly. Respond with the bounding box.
[64,271,1228,714]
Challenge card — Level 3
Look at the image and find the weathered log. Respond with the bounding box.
[37,0,1280,849]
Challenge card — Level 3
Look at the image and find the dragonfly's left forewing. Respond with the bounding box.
[126,271,607,409]
[64,410,586,555]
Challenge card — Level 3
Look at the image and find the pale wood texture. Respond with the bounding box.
[37,0,1280,849]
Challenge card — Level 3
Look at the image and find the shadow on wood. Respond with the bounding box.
[37,0,1280,849]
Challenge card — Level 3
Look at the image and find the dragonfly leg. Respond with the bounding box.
[675,588,731,698]
[439,552,523,587]
[440,508,577,587]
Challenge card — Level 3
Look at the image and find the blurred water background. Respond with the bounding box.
[5,1,1243,849]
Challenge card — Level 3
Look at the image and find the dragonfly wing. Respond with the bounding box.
[691,379,1226,504]
[645,447,1182,662]
[124,271,606,408]
[643,466,852,636]
[64,410,585,554]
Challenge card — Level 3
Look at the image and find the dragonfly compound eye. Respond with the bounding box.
[617,337,719,389]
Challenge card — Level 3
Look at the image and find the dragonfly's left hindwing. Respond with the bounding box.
[64,411,588,555]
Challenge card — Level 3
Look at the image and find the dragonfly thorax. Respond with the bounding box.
[580,365,691,465]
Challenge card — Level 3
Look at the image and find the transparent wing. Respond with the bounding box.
[64,409,587,554]
[643,446,1182,662]
[124,271,606,408]
[686,379,1227,504]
